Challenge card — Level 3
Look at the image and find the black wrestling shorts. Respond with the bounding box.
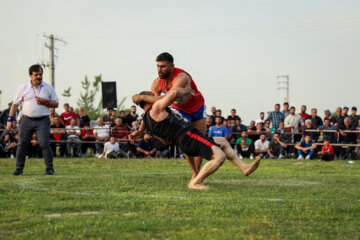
[178,128,218,160]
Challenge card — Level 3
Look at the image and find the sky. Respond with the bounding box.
[0,0,359,124]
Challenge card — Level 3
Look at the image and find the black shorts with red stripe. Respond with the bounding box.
[178,128,219,160]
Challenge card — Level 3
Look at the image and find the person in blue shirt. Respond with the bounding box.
[295,134,317,160]
[318,119,336,143]
[208,116,229,139]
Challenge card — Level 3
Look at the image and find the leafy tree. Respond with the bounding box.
[61,87,72,98]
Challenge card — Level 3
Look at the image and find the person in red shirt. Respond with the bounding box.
[132,52,206,180]
[298,105,309,121]
[60,103,79,126]
[80,123,96,157]
[318,138,335,161]
[112,117,129,139]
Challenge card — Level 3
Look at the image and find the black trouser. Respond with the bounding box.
[319,152,334,161]
[16,116,53,170]
[51,142,66,157]
[236,143,255,158]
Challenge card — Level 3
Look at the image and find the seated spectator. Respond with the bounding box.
[206,116,213,136]
[305,108,323,129]
[223,119,233,141]
[130,121,140,132]
[49,108,59,125]
[236,131,255,159]
[60,103,79,126]
[208,116,229,139]
[50,116,66,157]
[282,102,290,118]
[295,134,317,160]
[78,107,90,128]
[28,132,42,158]
[126,138,138,158]
[304,119,318,142]
[298,105,309,121]
[112,117,129,139]
[269,132,287,159]
[66,118,81,157]
[80,123,96,157]
[0,121,18,157]
[136,132,157,158]
[93,118,110,156]
[255,112,265,125]
[263,119,275,133]
[323,109,337,125]
[334,107,342,129]
[125,105,138,127]
[276,122,292,144]
[232,118,247,142]
[338,117,357,159]
[248,120,255,129]
[254,133,271,158]
[99,136,128,159]
[102,108,114,126]
[227,109,240,121]
[153,137,171,158]
[266,103,284,130]
[248,122,266,142]
[119,110,127,124]
[318,138,335,161]
[318,119,336,143]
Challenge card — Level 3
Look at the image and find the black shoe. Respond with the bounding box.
[12,169,23,176]
[44,168,55,176]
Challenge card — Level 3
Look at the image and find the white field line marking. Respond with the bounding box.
[44,211,101,218]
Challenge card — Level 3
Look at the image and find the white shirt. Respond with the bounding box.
[255,119,265,125]
[13,81,58,118]
[66,125,80,138]
[284,114,304,133]
[103,141,119,157]
[254,139,270,151]
[94,124,110,138]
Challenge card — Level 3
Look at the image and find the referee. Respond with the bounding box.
[7,64,59,176]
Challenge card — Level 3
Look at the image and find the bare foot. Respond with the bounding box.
[188,183,210,190]
[244,156,261,176]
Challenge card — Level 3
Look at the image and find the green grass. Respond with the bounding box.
[0,157,359,239]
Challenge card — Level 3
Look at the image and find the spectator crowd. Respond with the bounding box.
[1,101,360,161]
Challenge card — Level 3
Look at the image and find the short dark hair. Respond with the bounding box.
[304,133,312,138]
[344,107,349,110]
[260,112,264,114]
[215,116,222,120]
[323,138,330,142]
[29,64,43,75]
[283,102,289,106]
[131,105,136,108]
[138,91,154,109]
[275,103,280,107]
[231,109,236,112]
[290,106,295,110]
[156,52,174,63]
[216,109,222,113]
[352,107,357,111]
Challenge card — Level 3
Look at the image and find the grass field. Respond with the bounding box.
[1,157,360,239]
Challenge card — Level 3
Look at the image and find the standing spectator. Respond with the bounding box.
[93,118,110,156]
[66,118,81,157]
[227,109,240,121]
[284,106,304,134]
[342,107,349,117]
[78,107,90,128]
[269,132,287,159]
[248,120,255,129]
[295,134,316,160]
[215,109,225,123]
[255,112,265,125]
[136,132,156,158]
[208,116,229,139]
[210,106,216,123]
[50,116,66,157]
[349,107,359,129]
[336,108,349,129]
[49,108,59,125]
[236,131,255,159]
[334,107,343,129]
[125,105,138,128]
[318,138,335,161]
[323,109,337,125]
[282,102,290,119]
[318,119,336,143]
[266,103,284,130]
[80,123,96,157]
[254,133,271,158]
[112,117,129,140]
[8,64,59,176]
[305,108,323,129]
[60,103,79,127]
[298,105,309,121]
[102,108,114,125]
[338,117,357,159]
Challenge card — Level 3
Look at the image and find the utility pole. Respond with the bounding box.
[277,75,289,103]
[42,34,67,89]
